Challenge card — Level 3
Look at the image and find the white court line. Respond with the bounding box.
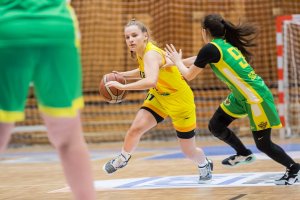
[48,172,300,193]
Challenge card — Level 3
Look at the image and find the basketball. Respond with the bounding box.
[99,73,127,103]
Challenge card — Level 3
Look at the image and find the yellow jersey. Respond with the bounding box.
[137,42,189,95]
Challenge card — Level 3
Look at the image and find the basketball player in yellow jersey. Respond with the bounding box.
[102,19,212,183]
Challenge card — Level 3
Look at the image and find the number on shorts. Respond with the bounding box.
[145,93,155,101]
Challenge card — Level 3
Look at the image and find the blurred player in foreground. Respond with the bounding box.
[0,0,96,199]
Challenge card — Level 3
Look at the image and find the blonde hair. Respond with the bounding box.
[125,19,149,34]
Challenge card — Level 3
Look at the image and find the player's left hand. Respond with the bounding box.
[165,44,182,65]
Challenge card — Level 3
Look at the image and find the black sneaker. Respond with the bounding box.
[275,163,300,185]
[222,153,256,167]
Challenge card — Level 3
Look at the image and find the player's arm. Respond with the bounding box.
[165,44,203,81]
[113,68,140,79]
[163,56,196,68]
[182,56,197,67]
[106,51,160,90]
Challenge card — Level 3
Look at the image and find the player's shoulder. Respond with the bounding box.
[199,43,220,55]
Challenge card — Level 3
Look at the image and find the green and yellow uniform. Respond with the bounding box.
[198,38,282,131]
[0,0,83,122]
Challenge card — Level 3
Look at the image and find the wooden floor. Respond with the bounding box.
[0,137,300,200]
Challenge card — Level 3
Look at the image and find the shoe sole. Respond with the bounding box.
[275,178,298,185]
[198,179,212,184]
[222,155,256,167]
[102,164,116,175]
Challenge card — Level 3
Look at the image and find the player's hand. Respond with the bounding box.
[105,81,125,90]
[112,71,124,75]
[165,44,182,65]
[161,57,174,68]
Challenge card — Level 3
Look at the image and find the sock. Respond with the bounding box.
[198,158,208,168]
[121,149,131,160]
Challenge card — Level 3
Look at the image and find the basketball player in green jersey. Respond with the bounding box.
[165,14,300,185]
[102,19,213,183]
[0,1,96,199]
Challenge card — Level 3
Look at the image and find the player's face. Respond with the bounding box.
[201,28,209,44]
[124,25,148,53]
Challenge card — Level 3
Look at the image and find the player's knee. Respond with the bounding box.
[255,141,265,152]
[176,130,195,139]
[127,125,145,137]
[208,118,222,135]
[254,136,274,154]
[208,119,228,140]
[253,129,272,153]
[45,116,81,150]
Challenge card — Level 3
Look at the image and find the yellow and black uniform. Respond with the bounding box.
[138,42,196,138]
[0,0,83,122]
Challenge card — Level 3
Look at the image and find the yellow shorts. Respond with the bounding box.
[142,87,196,133]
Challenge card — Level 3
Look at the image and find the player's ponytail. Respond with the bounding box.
[203,14,257,62]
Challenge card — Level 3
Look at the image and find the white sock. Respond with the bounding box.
[198,158,208,168]
[121,149,131,160]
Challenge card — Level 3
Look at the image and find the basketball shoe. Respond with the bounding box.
[222,151,256,167]
[198,158,213,183]
[275,163,300,185]
[103,153,131,174]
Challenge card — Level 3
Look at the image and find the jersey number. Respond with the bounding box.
[227,47,248,68]
[145,93,155,101]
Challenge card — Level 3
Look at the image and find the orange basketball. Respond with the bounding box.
[99,73,127,103]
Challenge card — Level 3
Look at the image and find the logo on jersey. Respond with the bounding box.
[258,121,268,129]
[224,97,231,106]
[248,71,257,80]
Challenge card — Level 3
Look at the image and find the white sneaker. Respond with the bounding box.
[198,158,213,183]
[103,153,131,174]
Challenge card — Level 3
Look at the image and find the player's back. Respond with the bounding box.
[0,0,78,47]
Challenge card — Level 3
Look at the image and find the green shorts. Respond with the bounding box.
[0,45,84,123]
[220,92,282,131]
[0,0,83,123]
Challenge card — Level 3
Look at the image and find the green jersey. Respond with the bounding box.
[0,0,78,47]
[210,38,269,104]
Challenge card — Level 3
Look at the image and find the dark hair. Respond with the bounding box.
[202,14,257,62]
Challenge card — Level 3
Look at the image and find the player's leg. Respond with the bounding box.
[210,94,255,166]
[0,46,35,153]
[0,123,15,153]
[252,128,300,185]
[103,92,167,174]
[248,94,300,185]
[177,134,213,183]
[168,88,212,183]
[42,113,96,199]
[34,45,96,200]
